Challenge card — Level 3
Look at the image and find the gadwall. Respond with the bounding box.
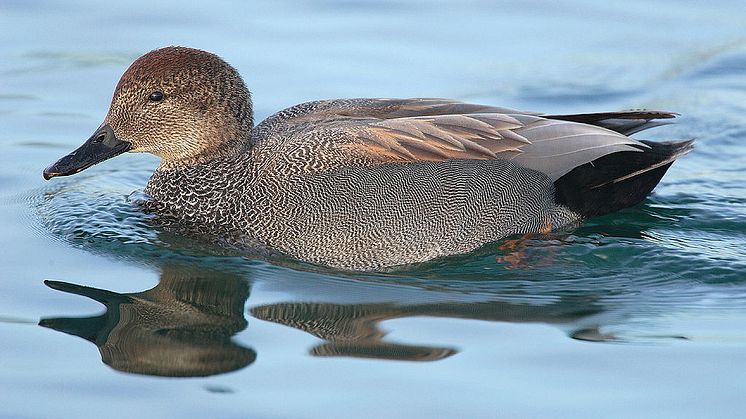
[43,46,692,270]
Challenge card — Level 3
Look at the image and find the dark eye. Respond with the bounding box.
[148,91,164,102]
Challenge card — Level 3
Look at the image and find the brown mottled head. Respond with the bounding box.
[109,46,253,160]
[44,46,253,179]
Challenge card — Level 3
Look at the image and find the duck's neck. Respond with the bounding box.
[157,136,250,171]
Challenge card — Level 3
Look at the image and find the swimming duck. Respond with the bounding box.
[43,46,692,271]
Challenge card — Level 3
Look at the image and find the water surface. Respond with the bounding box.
[1,1,746,418]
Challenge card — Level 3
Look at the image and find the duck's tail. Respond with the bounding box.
[552,138,693,218]
[544,109,678,135]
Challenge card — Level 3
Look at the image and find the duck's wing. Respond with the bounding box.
[265,98,673,181]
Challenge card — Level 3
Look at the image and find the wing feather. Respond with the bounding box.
[259,98,670,180]
[512,120,644,179]
[356,114,529,162]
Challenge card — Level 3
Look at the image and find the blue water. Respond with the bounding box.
[2,1,746,418]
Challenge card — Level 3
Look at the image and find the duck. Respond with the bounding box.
[43,46,692,271]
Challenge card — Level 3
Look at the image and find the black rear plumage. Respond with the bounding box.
[543,110,691,219]
[553,139,693,218]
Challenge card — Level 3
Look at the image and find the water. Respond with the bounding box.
[2,1,746,418]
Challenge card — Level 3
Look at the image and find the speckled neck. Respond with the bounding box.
[155,136,251,171]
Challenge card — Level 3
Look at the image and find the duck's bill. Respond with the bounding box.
[43,124,131,180]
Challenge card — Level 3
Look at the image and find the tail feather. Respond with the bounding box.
[553,139,693,218]
[545,110,678,135]
[589,139,694,188]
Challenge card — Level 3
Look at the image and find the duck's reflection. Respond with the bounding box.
[40,263,609,377]
[251,298,602,362]
[252,302,456,361]
[39,265,255,377]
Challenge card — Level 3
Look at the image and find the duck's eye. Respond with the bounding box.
[148,91,164,102]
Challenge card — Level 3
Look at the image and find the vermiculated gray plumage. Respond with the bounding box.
[143,97,687,270]
[44,47,693,271]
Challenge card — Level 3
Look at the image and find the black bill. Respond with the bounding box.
[43,124,131,180]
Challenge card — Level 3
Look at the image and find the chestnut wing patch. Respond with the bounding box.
[353,113,531,162]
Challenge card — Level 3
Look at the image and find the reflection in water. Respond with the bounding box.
[40,259,617,375]
[253,303,456,361]
[251,298,603,362]
[40,265,254,377]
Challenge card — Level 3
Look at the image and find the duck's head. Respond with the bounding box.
[43,46,253,180]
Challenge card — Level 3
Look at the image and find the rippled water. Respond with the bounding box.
[2,1,746,418]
